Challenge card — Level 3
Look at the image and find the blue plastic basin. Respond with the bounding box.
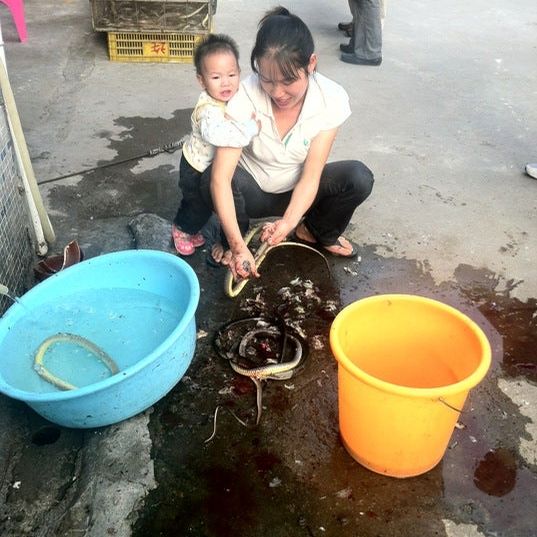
[0,250,200,428]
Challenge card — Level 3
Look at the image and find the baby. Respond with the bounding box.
[172,33,259,255]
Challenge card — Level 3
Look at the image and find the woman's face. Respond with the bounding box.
[257,54,316,111]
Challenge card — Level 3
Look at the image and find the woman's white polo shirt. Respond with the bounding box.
[225,72,351,194]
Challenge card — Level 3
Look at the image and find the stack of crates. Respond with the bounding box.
[90,0,216,63]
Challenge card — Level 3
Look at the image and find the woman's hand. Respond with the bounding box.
[229,246,259,281]
[261,219,293,246]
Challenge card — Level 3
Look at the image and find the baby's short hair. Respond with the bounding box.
[194,33,240,75]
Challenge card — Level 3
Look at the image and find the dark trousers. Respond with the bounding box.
[349,0,382,60]
[173,155,206,235]
[196,160,374,247]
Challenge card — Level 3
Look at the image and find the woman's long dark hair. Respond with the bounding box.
[251,6,315,81]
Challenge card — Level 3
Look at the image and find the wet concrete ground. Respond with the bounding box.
[0,0,536,536]
[128,242,537,537]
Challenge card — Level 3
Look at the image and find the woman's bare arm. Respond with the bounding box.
[210,146,259,279]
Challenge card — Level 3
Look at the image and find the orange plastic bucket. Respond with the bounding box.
[330,294,491,478]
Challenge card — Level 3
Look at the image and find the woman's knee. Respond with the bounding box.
[348,161,374,201]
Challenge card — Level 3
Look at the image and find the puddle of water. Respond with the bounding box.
[473,448,517,496]
[454,264,537,382]
[45,110,193,223]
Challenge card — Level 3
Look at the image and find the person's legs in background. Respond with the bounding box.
[339,0,355,53]
[338,0,354,37]
[339,0,385,34]
[341,0,383,66]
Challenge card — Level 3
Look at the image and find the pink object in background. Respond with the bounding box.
[0,0,27,42]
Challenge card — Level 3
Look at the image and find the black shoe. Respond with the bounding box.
[340,52,382,66]
[340,43,353,53]
[338,21,353,32]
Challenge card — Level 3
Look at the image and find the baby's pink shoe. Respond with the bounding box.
[190,232,205,248]
[172,225,205,256]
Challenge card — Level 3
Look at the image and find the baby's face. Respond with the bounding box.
[198,51,240,102]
